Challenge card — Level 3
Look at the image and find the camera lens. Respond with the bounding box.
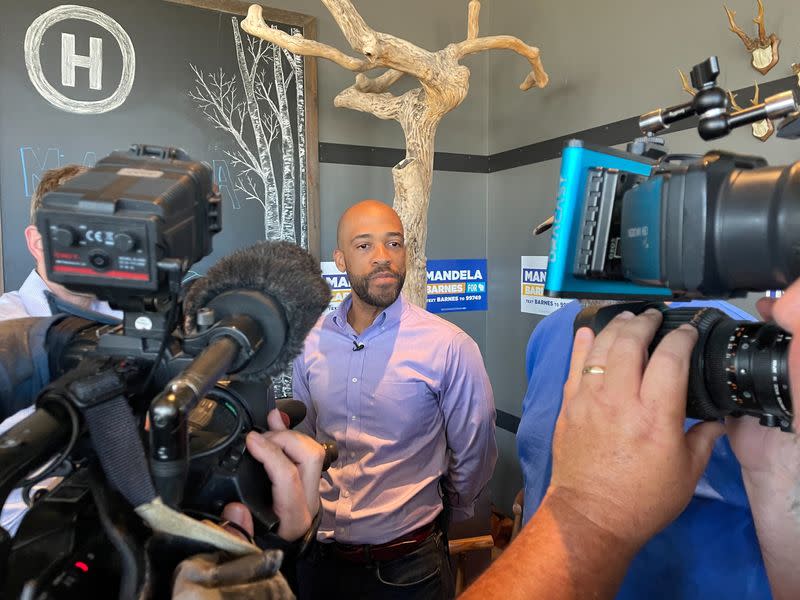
[703,319,792,425]
[576,303,793,429]
[710,163,800,293]
[656,308,793,428]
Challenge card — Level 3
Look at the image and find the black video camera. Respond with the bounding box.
[0,146,333,598]
[37,144,221,311]
[538,57,797,430]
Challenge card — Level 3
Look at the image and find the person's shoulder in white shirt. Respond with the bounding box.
[0,269,121,322]
[0,270,52,320]
[0,271,121,535]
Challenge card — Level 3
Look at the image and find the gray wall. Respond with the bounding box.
[488,0,800,153]
[484,0,800,512]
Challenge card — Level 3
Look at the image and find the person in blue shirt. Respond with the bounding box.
[463,288,799,599]
[517,299,770,600]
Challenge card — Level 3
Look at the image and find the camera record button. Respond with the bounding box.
[88,250,111,271]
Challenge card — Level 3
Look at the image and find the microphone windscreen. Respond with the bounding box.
[183,241,331,380]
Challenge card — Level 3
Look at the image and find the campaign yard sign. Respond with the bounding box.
[321,259,488,314]
[426,259,487,314]
[521,256,574,315]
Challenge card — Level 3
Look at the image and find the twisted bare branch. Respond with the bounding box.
[354,69,405,93]
[321,0,376,52]
[242,5,371,72]
[467,0,480,40]
[245,4,436,82]
[453,35,548,89]
[334,87,407,121]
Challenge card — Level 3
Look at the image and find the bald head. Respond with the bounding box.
[333,199,406,308]
[336,200,403,250]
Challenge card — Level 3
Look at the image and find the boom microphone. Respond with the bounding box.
[183,241,331,381]
[149,242,329,505]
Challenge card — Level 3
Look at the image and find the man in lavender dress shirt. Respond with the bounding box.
[292,200,497,599]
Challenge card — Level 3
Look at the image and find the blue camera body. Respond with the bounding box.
[544,140,673,299]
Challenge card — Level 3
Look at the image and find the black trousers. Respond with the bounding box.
[295,529,454,600]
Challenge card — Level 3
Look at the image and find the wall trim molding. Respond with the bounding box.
[496,409,520,434]
[319,74,798,175]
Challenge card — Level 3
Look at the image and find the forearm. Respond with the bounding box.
[461,491,637,600]
[742,472,800,599]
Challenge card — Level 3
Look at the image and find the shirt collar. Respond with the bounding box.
[18,269,122,321]
[18,270,52,317]
[331,293,406,332]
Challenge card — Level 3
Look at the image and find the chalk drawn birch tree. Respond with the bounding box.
[189,17,308,396]
[188,17,304,244]
[292,29,308,248]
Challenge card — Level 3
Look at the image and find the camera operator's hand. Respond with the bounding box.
[547,309,724,551]
[462,310,725,600]
[724,289,800,600]
[223,408,324,542]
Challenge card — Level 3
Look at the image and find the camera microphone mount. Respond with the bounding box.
[639,56,799,141]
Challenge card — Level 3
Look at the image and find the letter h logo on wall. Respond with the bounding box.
[24,5,136,114]
[62,30,102,90]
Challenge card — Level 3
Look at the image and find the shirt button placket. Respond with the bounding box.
[344,336,366,530]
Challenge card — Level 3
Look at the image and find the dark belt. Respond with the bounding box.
[324,521,437,564]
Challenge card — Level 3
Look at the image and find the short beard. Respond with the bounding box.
[350,267,405,308]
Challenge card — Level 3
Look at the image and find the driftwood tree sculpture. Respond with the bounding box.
[242,0,548,307]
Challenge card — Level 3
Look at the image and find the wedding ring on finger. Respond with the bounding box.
[582,365,606,375]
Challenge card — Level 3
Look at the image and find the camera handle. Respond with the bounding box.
[0,357,149,513]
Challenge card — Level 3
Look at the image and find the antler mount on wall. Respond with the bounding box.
[724,0,780,75]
